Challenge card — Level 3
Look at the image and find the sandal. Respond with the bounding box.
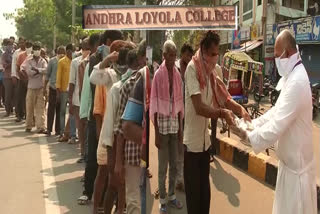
[168,199,183,209]
[77,156,85,163]
[154,188,159,199]
[147,169,152,178]
[58,135,69,142]
[159,204,167,214]
[77,195,90,205]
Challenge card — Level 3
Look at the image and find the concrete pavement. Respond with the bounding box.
[0,108,91,214]
[147,124,275,214]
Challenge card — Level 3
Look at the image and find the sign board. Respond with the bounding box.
[264,45,274,59]
[83,5,237,30]
[231,30,241,49]
[272,15,320,44]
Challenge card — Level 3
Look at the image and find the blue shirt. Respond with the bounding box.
[46,57,59,89]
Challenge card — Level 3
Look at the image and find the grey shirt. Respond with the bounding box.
[46,57,59,89]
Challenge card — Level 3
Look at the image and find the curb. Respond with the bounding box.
[214,136,320,209]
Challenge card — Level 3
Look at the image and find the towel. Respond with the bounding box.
[192,49,231,108]
[150,61,184,123]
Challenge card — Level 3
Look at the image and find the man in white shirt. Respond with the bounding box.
[69,38,91,161]
[238,29,316,214]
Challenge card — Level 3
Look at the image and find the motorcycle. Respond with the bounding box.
[253,78,279,105]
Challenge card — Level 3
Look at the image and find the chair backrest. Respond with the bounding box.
[228,79,242,96]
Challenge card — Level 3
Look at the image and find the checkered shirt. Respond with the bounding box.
[157,113,179,135]
[114,73,141,166]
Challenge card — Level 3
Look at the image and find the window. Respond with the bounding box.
[282,0,305,11]
[243,11,253,21]
[243,0,253,13]
[257,0,262,6]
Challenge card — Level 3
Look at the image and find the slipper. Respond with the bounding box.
[77,195,90,205]
[154,188,159,199]
[147,169,152,178]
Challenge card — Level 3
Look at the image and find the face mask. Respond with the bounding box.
[26,47,32,55]
[98,45,110,60]
[275,51,300,77]
[33,50,41,57]
[113,63,128,75]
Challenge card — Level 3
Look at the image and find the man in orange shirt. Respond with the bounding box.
[15,41,33,122]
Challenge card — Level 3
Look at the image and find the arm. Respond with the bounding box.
[11,51,18,78]
[114,133,125,178]
[225,99,251,121]
[56,61,62,91]
[248,81,305,154]
[95,115,103,140]
[122,121,143,144]
[68,60,77,108]
[99,51,118,69]
[45,59,52,88]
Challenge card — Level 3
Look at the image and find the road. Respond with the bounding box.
[147,123,275,214]
[0,108,91,214]
[0,104,318,214]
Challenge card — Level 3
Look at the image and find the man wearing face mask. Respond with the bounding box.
[21,41,47,133]
[183,31,250,214]
[237,30,316,214]
[44,46,66,136]
[15,41,33,122]
[1,38,15,117]
[69,38,91,158]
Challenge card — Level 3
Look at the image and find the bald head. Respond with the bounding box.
[274,29,297,58]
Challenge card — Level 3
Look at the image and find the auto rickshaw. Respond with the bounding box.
[221,51,264,105]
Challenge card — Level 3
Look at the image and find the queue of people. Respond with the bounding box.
[0,29,316,214]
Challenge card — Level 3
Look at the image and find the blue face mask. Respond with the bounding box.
[98,45,110,60]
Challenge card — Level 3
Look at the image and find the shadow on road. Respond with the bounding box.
[44,176,91,214]
[210,160,240,207]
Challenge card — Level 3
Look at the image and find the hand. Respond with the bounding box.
[221,109,236,126]
[12,77,18,86]
[178,129,183,145]
[56,90,60,101]
[155,131,161,149]
[240,107,251,122]
[106,51,119,63]
[43,89,47,101]
[32,67,39,75]
[238,127,251,146]
[69,103,73,115]
[114,161,124,182]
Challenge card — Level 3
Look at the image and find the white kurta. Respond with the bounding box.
[248,61,317,214]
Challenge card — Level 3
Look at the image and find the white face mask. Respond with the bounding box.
[33,50,41,57]
[26,47,32,55]
[275,51,300,77]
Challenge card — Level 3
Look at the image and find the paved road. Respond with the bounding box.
[147,123,275,214]
[0,104,318,214]
[0,108,91,214]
